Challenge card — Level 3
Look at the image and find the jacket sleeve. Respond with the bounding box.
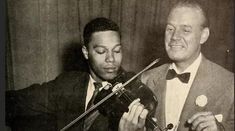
[221,101,234,131]
[6,77,61,130]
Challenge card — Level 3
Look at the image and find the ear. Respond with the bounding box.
[82,46,89,60]
[200,27,210,44]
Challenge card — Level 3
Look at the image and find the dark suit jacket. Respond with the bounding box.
[141,56,234,131]
[6,71,116,131]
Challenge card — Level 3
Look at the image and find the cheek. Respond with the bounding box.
[183,34,193,42]
[188,42,200,53]
[115,53,122,63]
[183,31,202,43]
[89,53,105,65]
[184,35,199,48]
[164,33,173,49]
[165,32,172,42]
[182,36,201,57]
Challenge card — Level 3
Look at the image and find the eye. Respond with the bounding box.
[183,26,192,34]
[166,25,174,32]
[113,46,122,53]
[183,29,191,33]
[95,47,106,54]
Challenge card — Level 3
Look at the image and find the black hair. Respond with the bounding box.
[83,17,120,47]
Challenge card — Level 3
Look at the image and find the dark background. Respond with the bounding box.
[6,0,234,90]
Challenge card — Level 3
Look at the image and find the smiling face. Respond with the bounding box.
[165,6,209,69]
[82,30,122,82]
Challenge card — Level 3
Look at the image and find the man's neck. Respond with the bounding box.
[174,62,191,73]
[89,71,103,82]
[174,53,201,73]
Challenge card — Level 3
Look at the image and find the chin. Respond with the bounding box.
[167,51,184,58]
[102,73,117,81]
[168,55,186,62]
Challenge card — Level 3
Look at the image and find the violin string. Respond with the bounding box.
[146,117,163,131]
[118,90,133,102]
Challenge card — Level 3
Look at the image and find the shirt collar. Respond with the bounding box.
[89,75,110,90]
[89,75,96,84]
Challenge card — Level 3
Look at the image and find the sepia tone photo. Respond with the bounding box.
[6,0,234,131]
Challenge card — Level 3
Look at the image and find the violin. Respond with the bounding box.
[60,58,173,131]
[94,71,159,130]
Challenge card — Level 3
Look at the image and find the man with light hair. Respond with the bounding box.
[119,1,234,131]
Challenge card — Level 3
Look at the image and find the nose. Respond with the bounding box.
[172,29,181,40]
[105,52,114,63]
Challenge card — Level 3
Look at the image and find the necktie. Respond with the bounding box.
[86,82,103,110]
[166,69,190,83]
[84,82,103,131]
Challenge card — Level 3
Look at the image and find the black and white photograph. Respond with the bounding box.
[5,0,234,131]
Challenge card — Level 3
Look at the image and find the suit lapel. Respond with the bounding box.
[153,65,169,128]
[80,73,90,113]
[71,72,90,115]
[178,57,213,129]
[58,72,90,130]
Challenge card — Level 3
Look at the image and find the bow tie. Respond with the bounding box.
[166,69,190,83]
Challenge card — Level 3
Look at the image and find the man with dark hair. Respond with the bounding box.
[81,17,122,82]
[119,1,234,131]
[6,17,153,131]
[83,17,121,48]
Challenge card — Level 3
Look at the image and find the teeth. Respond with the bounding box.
[170,45,181,47]
[170,45,183,48]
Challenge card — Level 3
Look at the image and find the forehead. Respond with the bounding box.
[167,6,204,27]
[89,31,121,47]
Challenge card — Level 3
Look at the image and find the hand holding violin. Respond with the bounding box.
[119,98,149,131]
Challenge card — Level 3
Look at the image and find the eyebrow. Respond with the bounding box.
[112,44,122,50]
[167,23,192,28]
[166,23,175,29]
[166,23,173,26]
[93,45,105,48]
[93,44,121,49]
[181,25,192,28]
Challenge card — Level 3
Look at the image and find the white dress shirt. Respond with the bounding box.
[165,53,202,131]
[85,75,109,110]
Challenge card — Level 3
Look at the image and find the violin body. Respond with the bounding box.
[94,70,159,130]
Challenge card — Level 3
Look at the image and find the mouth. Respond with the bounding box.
[103,67,117,73]
[169,44,185,50]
